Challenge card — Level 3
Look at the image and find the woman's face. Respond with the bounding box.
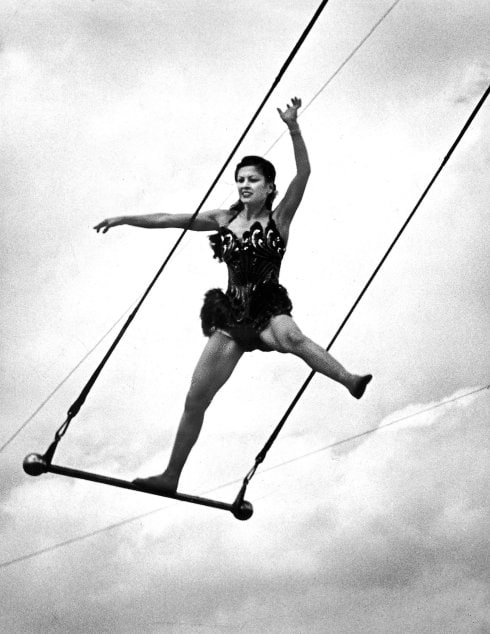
[236,166,273,206]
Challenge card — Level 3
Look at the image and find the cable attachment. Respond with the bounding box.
[232,454,264,512]
[41,412,74,466]
[24,410,76,477]
[42,439,59,466]
[54,413,74,442]
[231,458,257,520]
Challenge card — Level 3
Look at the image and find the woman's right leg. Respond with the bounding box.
[134,331,244,492]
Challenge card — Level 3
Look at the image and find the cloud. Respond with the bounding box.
[1,388,489,633]
[455,61,490,104]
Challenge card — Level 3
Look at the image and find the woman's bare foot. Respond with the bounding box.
[133,472,179,493]
[349,374,372,399]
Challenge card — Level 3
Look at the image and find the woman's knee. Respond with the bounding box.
[274,326,307,353]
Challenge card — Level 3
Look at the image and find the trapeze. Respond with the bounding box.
[23,453,254,521]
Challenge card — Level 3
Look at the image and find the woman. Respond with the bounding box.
[94,97,371,492]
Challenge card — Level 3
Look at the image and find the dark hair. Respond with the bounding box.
[231,155,278,211]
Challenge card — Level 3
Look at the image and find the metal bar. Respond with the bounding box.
[49,463,232,510]
[23,453,253,520]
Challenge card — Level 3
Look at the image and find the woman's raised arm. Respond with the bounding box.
[274,97,311,234]
[93,209,224,234]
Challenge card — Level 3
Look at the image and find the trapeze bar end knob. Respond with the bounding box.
[23,453,48,477]
[232,500,254,521]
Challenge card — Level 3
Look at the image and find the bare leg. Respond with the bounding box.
[134,332,243,492]
[260,315,372,398]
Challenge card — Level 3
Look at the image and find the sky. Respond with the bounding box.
[1,0,489,632]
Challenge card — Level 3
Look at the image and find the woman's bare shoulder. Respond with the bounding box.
[189,208,232,231]
[213,208,237,228]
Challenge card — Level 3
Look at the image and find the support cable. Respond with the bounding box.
[40,0,331,464]
[235,82,490,503]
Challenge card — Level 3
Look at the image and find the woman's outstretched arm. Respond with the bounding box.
[274,97,311,236]
[93,209,224,234]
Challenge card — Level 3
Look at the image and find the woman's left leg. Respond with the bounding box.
[259,315,371,398]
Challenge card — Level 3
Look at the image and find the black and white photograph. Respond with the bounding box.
[1,1,489,632]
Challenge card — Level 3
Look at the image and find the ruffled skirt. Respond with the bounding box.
[200,280,293,351]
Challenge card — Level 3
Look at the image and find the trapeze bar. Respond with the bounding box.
[23,453,253,521]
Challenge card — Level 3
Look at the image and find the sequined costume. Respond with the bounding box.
[200,211,292,351]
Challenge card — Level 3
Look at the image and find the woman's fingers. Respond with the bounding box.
[278,97,302,119]
[93,220,109,233]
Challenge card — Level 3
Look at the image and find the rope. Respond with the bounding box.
[237,82,490,494]
[41,0,332,461]
[3,383,487,570]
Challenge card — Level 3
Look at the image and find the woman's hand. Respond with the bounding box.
[93,217,122,233]
[277,96,302,127]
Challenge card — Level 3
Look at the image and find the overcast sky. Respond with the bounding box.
[1,1,489,632]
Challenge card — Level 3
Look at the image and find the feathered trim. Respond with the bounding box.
[200,282,293,338]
